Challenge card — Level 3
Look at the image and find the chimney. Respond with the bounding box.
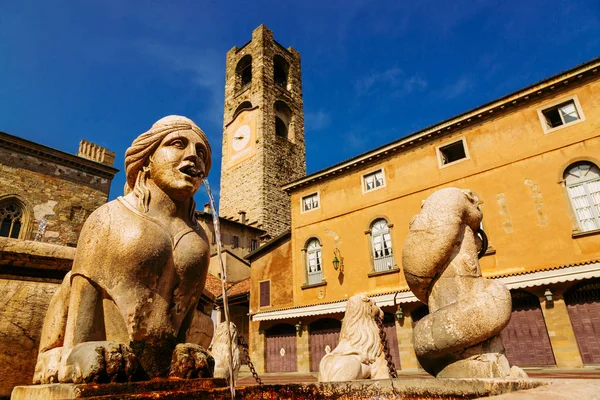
[238,211,247,224]
[77,140,116,167]
[204,202,212,214]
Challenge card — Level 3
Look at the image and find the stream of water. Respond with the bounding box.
[203,177,236,399]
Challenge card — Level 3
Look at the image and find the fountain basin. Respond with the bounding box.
[13,377,600,399]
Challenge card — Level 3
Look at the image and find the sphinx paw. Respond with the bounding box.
[169,343,214,379]
[59,341,141,383]
[33,347,63,384]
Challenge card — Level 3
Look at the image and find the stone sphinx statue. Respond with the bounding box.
[33,116,215,384]
[402,188,526,378]
[319,294,389,382]
[210,322,240,382]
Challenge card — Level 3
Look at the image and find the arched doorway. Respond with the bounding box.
[265,323,297,372]
[309,318,342,372]
[410,304,429,370]
[500,290,556,366]
[411,304,429,326]
[565,279,600,364]
[382,312,401,370]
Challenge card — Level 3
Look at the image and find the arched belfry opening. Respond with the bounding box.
[274,55,289,89]
[236,55,252,90]
[275,100,292,139]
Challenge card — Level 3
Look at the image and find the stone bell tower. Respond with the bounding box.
[219,25,306,237]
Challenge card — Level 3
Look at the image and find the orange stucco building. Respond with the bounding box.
[247,57,600,374]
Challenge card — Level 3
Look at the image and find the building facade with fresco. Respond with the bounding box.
[247,57,600,374]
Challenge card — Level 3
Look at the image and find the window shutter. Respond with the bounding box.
[260,281,271,307]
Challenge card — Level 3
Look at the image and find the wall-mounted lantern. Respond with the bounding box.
[333,248,344,273]
[395,305,404,321]
[295,320,302,333]
[544,288,554,303]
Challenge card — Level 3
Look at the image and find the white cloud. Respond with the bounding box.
[305,109,332,131]
[355,68,428,98]
[439,76,473,99]
[355,67,403,96]
[392,75,428,98]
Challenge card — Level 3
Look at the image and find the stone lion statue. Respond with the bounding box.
[402,188,526,378]
[210,322,240,382]
[319,294,389,382]
[33,116,215,384]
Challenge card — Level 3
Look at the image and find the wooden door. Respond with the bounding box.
[383,313,401,370]
[500,290,556,366]
[309,318,342,372]
[265,324,297,372]
[565,280,600,365]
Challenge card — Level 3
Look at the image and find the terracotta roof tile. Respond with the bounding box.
[226,278,251,298]
[204,273,227,301]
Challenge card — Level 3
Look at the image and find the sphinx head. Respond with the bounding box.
[124,116,212,213]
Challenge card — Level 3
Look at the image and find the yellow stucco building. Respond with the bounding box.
[247,57,600,374]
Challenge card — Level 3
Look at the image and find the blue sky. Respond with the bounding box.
[1,0,599,206]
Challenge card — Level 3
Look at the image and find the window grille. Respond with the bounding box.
[306,239,323,285]
[371,219,395,272]
[565,162,600,232]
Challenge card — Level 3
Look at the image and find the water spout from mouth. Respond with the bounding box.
[203,177,236,399]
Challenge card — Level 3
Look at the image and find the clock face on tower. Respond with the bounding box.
[232,124,251,152]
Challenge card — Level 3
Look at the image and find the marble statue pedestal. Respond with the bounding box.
[11,378,227,400]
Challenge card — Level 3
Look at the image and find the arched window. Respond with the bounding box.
[564,162,600,232]
[273,55,289,89]
[371,219,395,272]
[306,239,323,285]
[275,100,292,139]
[235,55,252,90]
[0,198,25,239]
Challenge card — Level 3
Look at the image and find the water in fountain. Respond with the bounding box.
[203,177,236,399]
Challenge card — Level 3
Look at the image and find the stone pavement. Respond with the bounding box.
[236,368,600,386]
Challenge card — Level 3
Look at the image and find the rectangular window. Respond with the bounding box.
[301,192,320,213]
[438,139,468,167]
[542,100,579,129]
[232,235,239,249]
[259,280,271,307]
[538,96,585,133]
[250,239,259,251]
[363,169,385,192]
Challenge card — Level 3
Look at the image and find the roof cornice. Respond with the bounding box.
[245,230,291,261]
[283,57,600,193]
[0,131,119,179]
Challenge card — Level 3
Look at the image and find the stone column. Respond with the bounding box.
[539,293,583,368]
[297,322,311,372]
[249,320,265,373]
[397,314,420,371]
